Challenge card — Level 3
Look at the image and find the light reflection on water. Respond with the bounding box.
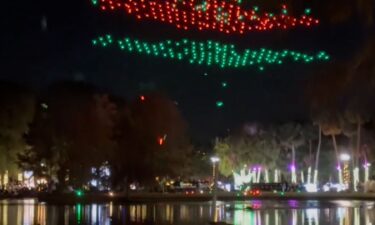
[0,199,375,225]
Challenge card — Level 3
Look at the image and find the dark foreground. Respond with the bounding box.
[0,198,374,225]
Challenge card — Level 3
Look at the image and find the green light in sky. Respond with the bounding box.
[216,101,224,108]
[75,190,84,197]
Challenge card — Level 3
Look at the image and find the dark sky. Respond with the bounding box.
[1,0,371,141]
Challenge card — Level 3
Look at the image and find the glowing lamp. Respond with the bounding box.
[210,156,220,163]
[340,153,350,161]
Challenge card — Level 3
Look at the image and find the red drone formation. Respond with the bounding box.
[96,0,319,34]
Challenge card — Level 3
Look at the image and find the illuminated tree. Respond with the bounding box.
[213,138,233,177]
[214,127,282,178]
[300,124,318,184]
[318,111,342,183]
[276,123,304,183]
[0,82,35,182]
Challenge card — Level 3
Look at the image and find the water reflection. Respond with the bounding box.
[0,199,375,225]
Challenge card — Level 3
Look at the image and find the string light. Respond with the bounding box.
[94,0,319,34]
[92,35,330,71]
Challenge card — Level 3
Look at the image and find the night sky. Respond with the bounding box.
[1,0,371,141]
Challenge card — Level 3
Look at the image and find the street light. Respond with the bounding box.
[210,156,220,163]
[340,153,350,161]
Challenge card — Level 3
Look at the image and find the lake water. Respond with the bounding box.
[0,199,374,225]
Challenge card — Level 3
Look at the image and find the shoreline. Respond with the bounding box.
[2,192,375,204]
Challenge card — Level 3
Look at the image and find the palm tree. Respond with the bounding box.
[300,124,318,184]
[277,123,304,183]
[313,124,322,184]
[321,119,342,183]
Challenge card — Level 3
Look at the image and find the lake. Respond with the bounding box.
[0,199,374,224]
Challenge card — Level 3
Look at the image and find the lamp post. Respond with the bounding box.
[210,156,220,202]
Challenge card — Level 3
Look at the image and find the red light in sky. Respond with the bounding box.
[158,137,164,146]
[95,0,319,35]
[140,95,145,101]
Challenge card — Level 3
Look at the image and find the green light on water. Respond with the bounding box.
[76,204,82,224]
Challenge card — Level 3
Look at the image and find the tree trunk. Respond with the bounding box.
[292,144,295,167]
[309,140,312,166]
[291,144,296,183]
[308,139,312,183]
[356,116,361,168]
[332,134,339,166]
[313,125,322,184]
[332,134,343,184]
[349,136,355,169]
[348,136,356,191]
